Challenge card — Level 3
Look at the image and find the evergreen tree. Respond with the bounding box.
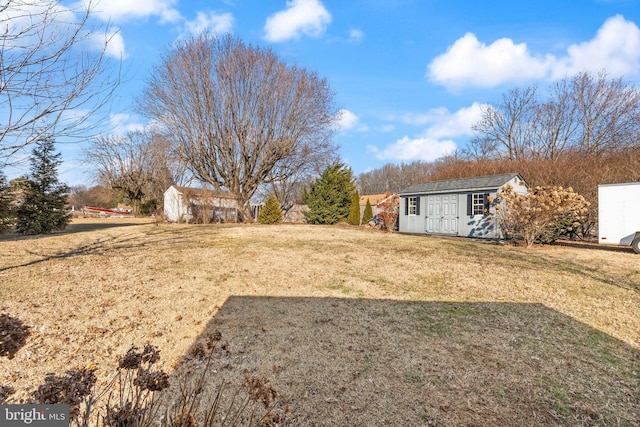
[303,162,355,224]
[16,137,71,235]
[258,193,283,224]
[362,198,374,223]
[0,169,14,233]
[347,189,361,225]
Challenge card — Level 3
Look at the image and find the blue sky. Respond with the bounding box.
[14,0,640,186]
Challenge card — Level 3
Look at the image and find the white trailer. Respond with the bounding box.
[598,182,640,254]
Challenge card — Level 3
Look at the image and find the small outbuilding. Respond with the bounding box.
[164,185,239,223]
[398,173,527,239]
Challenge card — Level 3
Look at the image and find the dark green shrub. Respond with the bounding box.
[303,163,355,224]
[15,137,70,234]
[140,199,158,215]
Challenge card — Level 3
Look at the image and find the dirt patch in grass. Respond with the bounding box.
[1,218,638,426]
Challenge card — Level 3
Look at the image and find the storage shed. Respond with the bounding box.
[164,185,239,223]
[398,173,527,238]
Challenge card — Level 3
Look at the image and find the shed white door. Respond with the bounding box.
[426,195,458,234]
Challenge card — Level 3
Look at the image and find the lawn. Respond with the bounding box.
[1,218,638,426]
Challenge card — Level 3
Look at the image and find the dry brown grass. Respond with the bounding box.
[1,218,638,426]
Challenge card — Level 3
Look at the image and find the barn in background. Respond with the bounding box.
[398,173,527,239]
[164,185,239,223]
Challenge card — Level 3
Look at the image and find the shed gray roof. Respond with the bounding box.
[399,173,523,195]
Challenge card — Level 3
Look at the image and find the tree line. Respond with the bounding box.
[358,71,640,238]
[467,71,640,161]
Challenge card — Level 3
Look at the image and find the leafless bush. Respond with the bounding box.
[100,345,169,427]
[493,184,589,247]
[161,331,289,427]
[21,345,168,426]
[189,201,215,224]
[5,328,286,426]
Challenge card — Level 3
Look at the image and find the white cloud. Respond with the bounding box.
[428,33,552,89]
[1,0,75,26]
[110,113,146,134]
[84,0,182,23]
[399,102,485,139]
[0,1,128,59]
[89,29,127,59]
[264,0,331,42]
[348,28,364,44]
[182,11,234,36]
[0,1,81,50]
[370,136,457,162]
[369,103,484,163]
[334,109,369,132]
[428,15,640,89]
[335,109,357,130]
[551,15,640,79]
[104,31,126,59]
[399,106,448,126]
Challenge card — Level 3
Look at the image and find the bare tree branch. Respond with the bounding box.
[471,86,538,161]
[470,71,640,162]
[0,0,120,163]
[84,131,178,213]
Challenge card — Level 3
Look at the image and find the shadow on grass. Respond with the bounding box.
[176,296,639,427]
[0,220,152,243]
[0,224,204,273]
[552,240,636,254]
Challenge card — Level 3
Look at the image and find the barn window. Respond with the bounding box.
[407,196,418,215]
[472,193,485,215]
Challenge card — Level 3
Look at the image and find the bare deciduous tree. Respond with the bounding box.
[138,33,337,221]
[84,131,178,213]
[0,0,119,161]
[470,71,640,161]
[68,184,118,209]
[471,86,538,161]
[529,78,579,161]
[570,71,640,155]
